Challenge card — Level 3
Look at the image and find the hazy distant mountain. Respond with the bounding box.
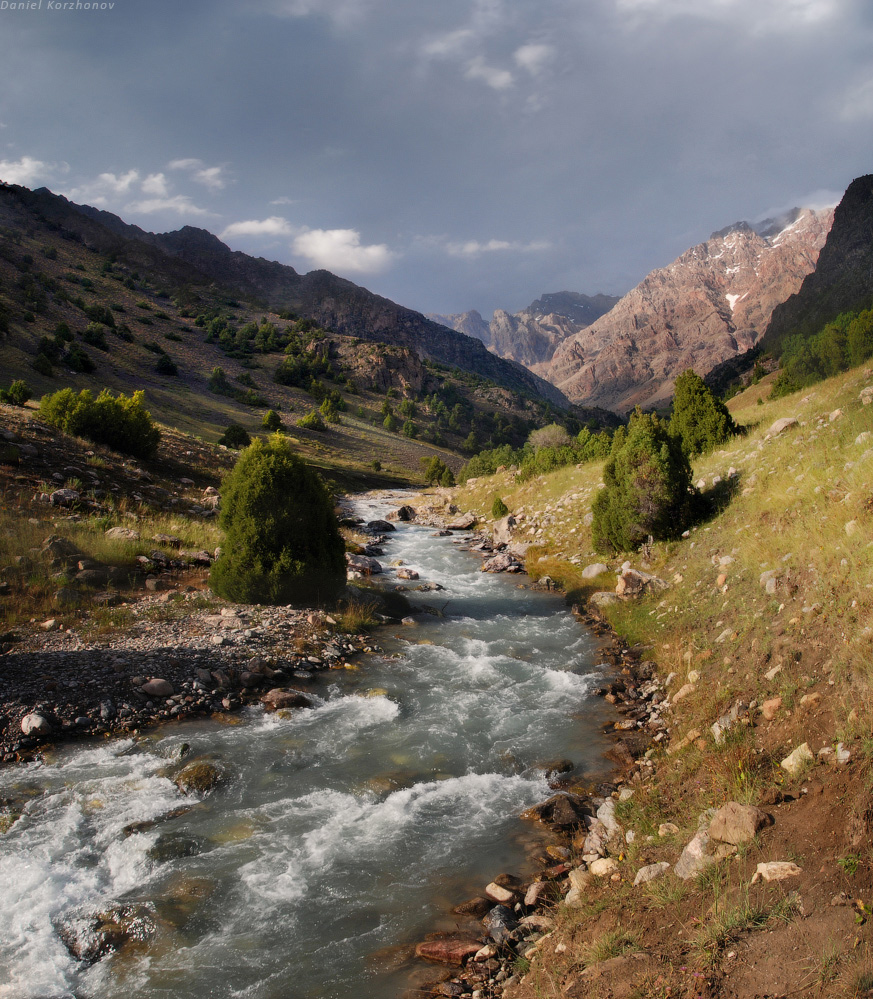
[761,176,873,354]
[429,291,619,376]
[545,207,834,413]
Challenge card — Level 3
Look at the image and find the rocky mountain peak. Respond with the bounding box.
[545,206,834,413]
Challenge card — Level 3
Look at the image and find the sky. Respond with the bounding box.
[0,0,872,318]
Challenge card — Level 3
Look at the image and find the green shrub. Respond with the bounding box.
[0,379,32,406]
[63,344,95,373]
[669,369,737,457]
[592,410,695,553]
[218,423,251,449]
[298,410,326,431]
[491,496,509,518]
[156,353,178,376]
[38,388,161,459]
[262,409,283,432]
[209,435,346,605]
[32,353,53,376]
[82,322,109,351]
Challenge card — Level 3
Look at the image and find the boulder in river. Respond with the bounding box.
[261,688,313,711]
[366,519,395,533]
[345,553,383,575]
[415,935,482,966]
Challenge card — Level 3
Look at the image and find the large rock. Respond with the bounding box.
[767,417,799,436]
[483,904,517,944]
[480,553,522,573]
[581,563,608,579]
[780,742,814,777]
[708,802,772,845]
[387,505,416,522]
[105,526,141,541]
[345,553,383,575]
[633,862,671,886]
[492,514,516,545]
[415,936,482,966]
[615,569,669,598]
[21,712,53,736]
[50,488,80,507]
[261,688,313,711]
[445,513,476,530]
[142,678,174,698]
[366,519,395,533]
[521,792,590,828]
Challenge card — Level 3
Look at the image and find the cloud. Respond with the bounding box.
[0,155,58,187]
[65,169,141,206]
[514,43,554,76]
[422,28,476,60]
[292,228,396,273]
[124,195,213,217]
[266,0,375,27]
[464,57,514,90]
[446,238,551,257]
[141,172,169,197]
[614,0,840,31]
[221,216,296,239]
[270,196,298,206]
[168,158,227,191]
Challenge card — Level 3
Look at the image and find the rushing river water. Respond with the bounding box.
[0,492,616,999]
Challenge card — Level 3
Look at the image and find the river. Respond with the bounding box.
[0,491,616,999]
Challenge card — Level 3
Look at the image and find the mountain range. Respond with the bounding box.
[437,208,835,413]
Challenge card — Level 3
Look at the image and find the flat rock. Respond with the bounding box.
[581,563,608,579]
[633,861,671,886]
[767,417,798,436]
[415,936,482,966]
[142,678,174,698]
[105,527,141,541]
[345,553,383,575]
[751,861,802,884]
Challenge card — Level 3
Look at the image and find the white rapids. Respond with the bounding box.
[0,491,616,999]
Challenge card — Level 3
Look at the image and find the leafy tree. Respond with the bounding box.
[0,379,32,406]
[262,409,283,432]
[383,413,399,432]
[421,455,454,486]
[669,369,737,457]
[209,435,346,605]
[218,423,251,449]
[592,410,694,553]
[528,423,572,449]
[64,343,95,373]
[401,419,417,438]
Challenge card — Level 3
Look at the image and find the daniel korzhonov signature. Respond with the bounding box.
[1,1,116,10]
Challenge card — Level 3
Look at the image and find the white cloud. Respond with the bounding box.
[514,43,554,76]
[614,0,840,31]
[465,57,514,91]
[267,0,375,27]
[124,195,213,217]
[446,238,551,257]
[221,216,296,239]
[65,169,141,206]
[168,158,228,191]
[270,195,298,206]
[141,172,169,197]
[422,28,476,59]
[0,155,57,187]
[292,227,396,274]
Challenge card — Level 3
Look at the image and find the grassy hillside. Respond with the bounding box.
[0,187,602,485]
[437,362,873,998]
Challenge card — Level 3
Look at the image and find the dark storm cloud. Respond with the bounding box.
[1,0,871,314]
